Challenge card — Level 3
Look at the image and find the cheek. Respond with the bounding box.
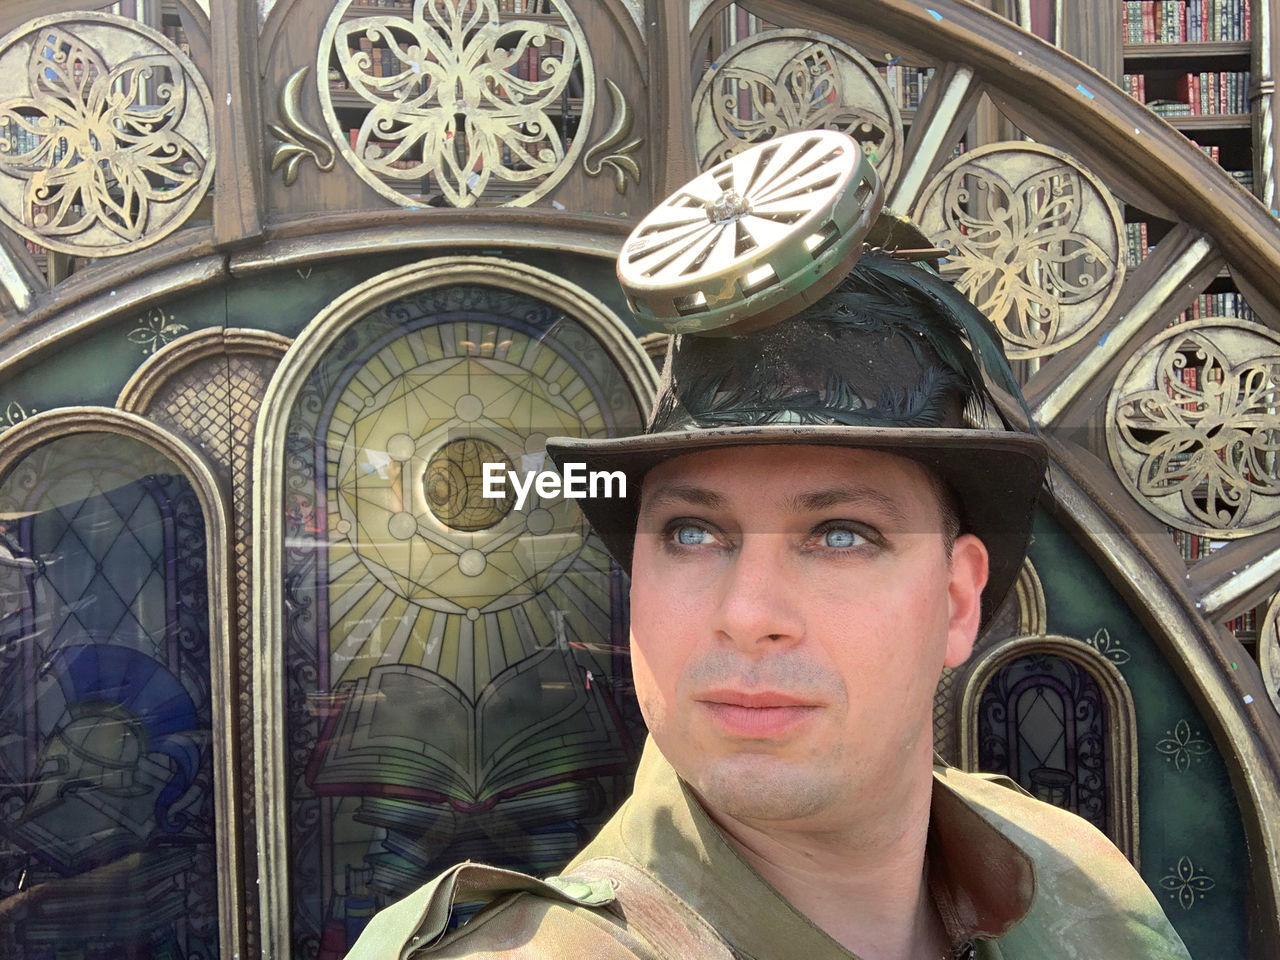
[823,558,951,694]
[627,558,695,732]
[627,631,669,730]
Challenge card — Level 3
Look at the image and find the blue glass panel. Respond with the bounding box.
[0,435,217,960]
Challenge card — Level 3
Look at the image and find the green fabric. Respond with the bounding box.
[349,737,1192,959]
[347,861,615,960]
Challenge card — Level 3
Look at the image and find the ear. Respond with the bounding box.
[943,533,988,668]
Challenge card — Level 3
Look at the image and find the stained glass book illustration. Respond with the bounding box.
[307,642,629,807]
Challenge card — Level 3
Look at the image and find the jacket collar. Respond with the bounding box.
[573,738,1035,959]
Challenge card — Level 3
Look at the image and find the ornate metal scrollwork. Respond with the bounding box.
[126,306,188,355]
[582,78,641,195]
[1159,856,1216,911]
[1262,594,1280,714]
[912,143,1124,359]
[0,13,214,257]
[692,30,903,190]
[318,0,594,208]
[269,66,336,187]
[0,400,34,434]
[1106,320,1280,536]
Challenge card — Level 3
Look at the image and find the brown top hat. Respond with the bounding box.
[547,133,1048,629]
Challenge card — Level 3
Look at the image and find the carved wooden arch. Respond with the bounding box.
[960,634,1141,864]
[117,327,294,415]
[0,406,243,960]
[251,256,659,960]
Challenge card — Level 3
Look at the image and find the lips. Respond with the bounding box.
[695,689,820,738]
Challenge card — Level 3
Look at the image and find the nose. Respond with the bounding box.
[710,535,803,652]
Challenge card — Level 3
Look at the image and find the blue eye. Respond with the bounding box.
[822,527,864,548]
[675,524,714,546]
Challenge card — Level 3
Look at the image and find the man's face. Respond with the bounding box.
[629,444,988,828]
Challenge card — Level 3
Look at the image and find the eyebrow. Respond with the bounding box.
[637,484,728,517]
[638,482,908,524]
[786,486,909,525]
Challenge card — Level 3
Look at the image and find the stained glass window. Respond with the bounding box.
[0,433,218,960]
[977,651,1111,834]
[278,282,649,959]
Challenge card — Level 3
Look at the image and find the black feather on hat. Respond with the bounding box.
[547,133,1048,630]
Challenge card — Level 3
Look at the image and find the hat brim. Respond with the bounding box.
[546,425,1048,630]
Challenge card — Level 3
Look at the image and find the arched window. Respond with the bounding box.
[0,419,237,960]
[254,259,657,959]
[962,635,1139,861]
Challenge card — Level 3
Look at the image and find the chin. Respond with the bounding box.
[686,752,843,823]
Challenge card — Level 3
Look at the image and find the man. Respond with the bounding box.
[350,132,1191,959]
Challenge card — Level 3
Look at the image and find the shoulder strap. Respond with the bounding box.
[349,856,740,960]
[564,856,740,960]
[347,861,615,960]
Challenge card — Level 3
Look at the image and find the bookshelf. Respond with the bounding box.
[1111,1,1272,654]
[1119,1,1255,189]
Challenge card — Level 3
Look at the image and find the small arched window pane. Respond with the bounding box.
[978,651,1110,834]
[0,433,218,960]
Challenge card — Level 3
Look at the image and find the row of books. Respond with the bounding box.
[1226,607,1258,636]
[2,121,68,164]
[879,64,932,111]
[1122,71,1250,115]
[1178,71,1250,113]
[1123,0,1251,43]
[160,22,191,57]
[1123,221,1150,266]
[1173,530,1227,561]
[1176,290,1259,322]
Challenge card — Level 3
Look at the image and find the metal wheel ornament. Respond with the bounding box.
[617,129,882,335]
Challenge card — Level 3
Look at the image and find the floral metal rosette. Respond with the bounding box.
[617,129,882,335]
[692,29,902,191]
[912,142,1125,359]
[1106,319,1280,536]
[319,0,593,208]
[0,13,215,257]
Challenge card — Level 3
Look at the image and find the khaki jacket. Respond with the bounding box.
[350,738,1191,959]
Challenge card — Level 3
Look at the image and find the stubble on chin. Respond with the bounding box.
[685,748,847,824]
